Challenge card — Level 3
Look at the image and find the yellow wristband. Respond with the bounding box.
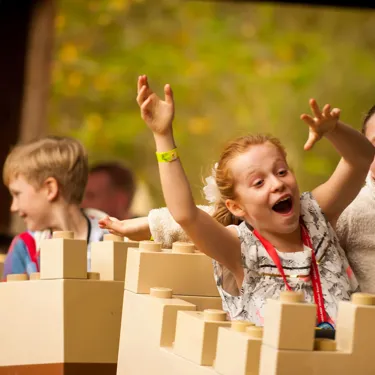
[156,148,178,163]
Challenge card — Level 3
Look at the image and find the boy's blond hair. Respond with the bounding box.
[3,136,88,204]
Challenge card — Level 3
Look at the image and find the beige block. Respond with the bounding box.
[40,238,87,279]
[336,296,375,355]
[53,231,74,239]
[63,279,124,363]
[0,278,123,367]
[173,310,231,365]
[117,290,217,375]
[125,248,219,296]
[258,292,375,375]
[259,344,375,375]
[176,295,223,311]
[140,240,162,252]
[103,233,124,242]
[157,294,197,347]
[125,240,139,247]
[30,272,40,280]
[0,280,64,366]
[172,242,195,254]
[214,326,261,375]
[7,273,28,282]
[259,345,343,375]
[262,296,316,351]
[91,240,138,281]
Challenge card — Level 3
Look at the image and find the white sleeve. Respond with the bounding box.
[148,205,214,248]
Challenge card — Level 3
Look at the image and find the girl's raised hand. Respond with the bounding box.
[300,98,341,151]
[136,75,175,135]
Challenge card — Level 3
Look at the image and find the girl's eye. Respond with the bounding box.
[253,180,264,187]
[278,169,287,176]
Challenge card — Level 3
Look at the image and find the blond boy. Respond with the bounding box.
[2,136,108,279]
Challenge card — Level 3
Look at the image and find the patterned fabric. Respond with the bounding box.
[212,192,359,326]
[2,208,108,280]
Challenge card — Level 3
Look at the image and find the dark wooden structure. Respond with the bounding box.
[0,0,54,234]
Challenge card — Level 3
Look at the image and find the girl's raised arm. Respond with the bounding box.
[137,75,242,279]
[301,99,375,226]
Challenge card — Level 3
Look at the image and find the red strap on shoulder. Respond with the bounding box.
[19,232,39,272]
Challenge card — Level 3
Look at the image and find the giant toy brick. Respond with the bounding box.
[0,231,126,375]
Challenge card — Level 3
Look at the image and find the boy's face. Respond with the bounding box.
[8,175,52,232]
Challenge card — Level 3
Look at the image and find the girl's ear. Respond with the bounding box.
[225,199,245,218]
[43,177,59,202]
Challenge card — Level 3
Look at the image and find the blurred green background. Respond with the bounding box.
[48,0,375,209]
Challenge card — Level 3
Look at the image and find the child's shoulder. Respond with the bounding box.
[300,191,324,215]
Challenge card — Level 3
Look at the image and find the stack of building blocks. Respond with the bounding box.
[91,233,139,281]
[116,240,260,375]
[259,291,375,375]
[0,231,133,375]
[124,240,222,311]
[116,247,375,375]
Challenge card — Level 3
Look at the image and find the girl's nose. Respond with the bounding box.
[270,176,285,192]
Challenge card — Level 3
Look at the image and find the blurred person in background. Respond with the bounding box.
[336,105,375,294]
[82,162,136,220]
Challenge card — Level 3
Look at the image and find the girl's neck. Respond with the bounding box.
[50,204,88,241]
[256,225,303,253]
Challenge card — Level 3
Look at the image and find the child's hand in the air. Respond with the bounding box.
[300,98,340,150]
[136,75,175,136]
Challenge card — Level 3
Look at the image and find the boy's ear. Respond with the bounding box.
[225,198,245,218]
[43,177,59,202]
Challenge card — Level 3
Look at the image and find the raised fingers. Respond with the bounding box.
[137,75,149,94]
[309,98,322,119]
[136,85,149,106]
[300,113,315,127]
[330,108,341,118]
[140,96,153,116]
[322,104,331,118]
[137,76,143,94]
[164,84,174,104]
[304,132,320,151]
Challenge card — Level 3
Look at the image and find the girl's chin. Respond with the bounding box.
[275,218,300,233]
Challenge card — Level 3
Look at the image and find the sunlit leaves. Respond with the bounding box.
[49,1,375,206]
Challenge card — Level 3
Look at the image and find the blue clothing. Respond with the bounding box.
[2,208,108,280]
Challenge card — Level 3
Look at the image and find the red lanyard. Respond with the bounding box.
[253,223,329,324]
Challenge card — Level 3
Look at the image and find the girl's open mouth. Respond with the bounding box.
[272,196,293,214]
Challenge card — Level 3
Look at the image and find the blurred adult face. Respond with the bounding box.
[82,171,127,218]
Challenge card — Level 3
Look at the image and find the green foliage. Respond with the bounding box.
[49,0,375,206]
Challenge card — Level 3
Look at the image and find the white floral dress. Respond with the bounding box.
[213,192,359,326]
